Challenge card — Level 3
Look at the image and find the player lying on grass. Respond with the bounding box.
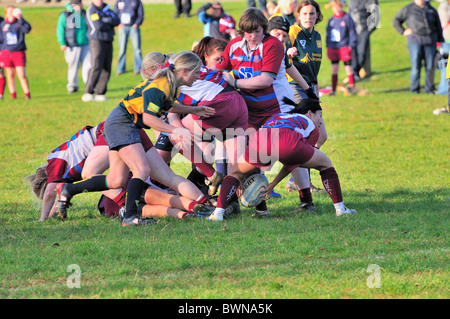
[207,97,356,221]
[24,121,151,221]
[98,178,215,220]
[25,121,212,222]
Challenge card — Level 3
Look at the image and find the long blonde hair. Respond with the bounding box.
[151,51,202,104]
[140,52,172,79]
[24,165,48,200]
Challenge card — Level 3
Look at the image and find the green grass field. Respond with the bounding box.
[0,1,448,300]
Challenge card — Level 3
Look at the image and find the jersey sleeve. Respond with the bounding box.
[306,127,319,147]
[261,37,285,74]
[143,87,167,117]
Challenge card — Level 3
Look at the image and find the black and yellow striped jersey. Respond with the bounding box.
[118,77,180,129]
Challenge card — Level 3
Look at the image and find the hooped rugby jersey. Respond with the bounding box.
[178,65,228,106]
[261,113,318,145]
[119,77,179,129]
[217,34,284,117]
[286,24,322,86]
[46,122,104,183]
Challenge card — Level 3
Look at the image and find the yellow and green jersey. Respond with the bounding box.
[285,24,322,86]
[119,77,180,129]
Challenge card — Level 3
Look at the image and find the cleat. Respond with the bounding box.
[311,184,327,194]
[336,207,356,217]
[192,203,215,217]
[81,93,94,102]
[94,94,109,102]
[122,215,157,226]
[433,106,449,115]
[56,183,73,219]
[252,209,271,218]
[206,171,225,196]
[297,202,316,212]
[270,190,282,198]
[223,201,241,218]
[285,177,298,192]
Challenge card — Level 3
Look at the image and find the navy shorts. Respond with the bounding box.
[104,106,142,151]
[155,132,174,152]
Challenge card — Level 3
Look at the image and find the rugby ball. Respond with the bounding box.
[239,174,269,207]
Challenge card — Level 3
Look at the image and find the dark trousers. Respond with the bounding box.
[174,0,191,15]
[85,39,113,95]
[352,30,371,75]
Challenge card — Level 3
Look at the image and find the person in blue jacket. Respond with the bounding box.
[325,0,357,95]
[82,0,119,102]
[196,2,237,41]
[0,6,31,100]
[114,0,144,76]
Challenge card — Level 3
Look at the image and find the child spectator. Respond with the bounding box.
[196,2,237,41]
[325,0,357,95]
[0,6,31,99]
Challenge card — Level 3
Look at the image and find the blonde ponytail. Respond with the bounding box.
[151,51,201,104]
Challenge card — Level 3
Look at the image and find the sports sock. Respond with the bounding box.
[319,167,343,204]
[25,92,31,99]
[0,77,5,95]
[179,144,215,178]
[348,74,355,88]
[331,74,338,92]
[186,165,206,187]
[255,200,268,211]
[299,187,313,205]
[11,92,16,99]
[66,175,109,195]
[113,189,127,208]
[124,178,147,219]
[217,176,239,209]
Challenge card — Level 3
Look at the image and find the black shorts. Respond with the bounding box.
[155,132,174,152]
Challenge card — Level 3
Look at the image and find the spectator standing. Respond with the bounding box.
[82,0,120,102]
[114,0,144,76]
[393,0,444,94]
[270,0,298,26]
[325,0,357,95]
[348,0,379,80]
[57,0,91,94]
[196,2,237,41]
[248,0,268,17]
[0,6,31,100]
[0,14,5,99]
[174,0,192,18]
[437,0,450,95]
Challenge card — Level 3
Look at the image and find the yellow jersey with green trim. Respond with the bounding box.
[118,77,180,129]
[285,24,322,86]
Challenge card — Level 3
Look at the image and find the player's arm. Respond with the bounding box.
[168,102,215,118]
[260,165,291,200]
[222,71,275,89]
[41,182,57,221]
